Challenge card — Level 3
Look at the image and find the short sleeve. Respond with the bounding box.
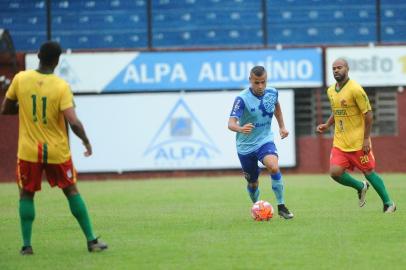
[230,96,245,119]
[5,73,19,100]
[60,84,74,111]
[354,86,371,114]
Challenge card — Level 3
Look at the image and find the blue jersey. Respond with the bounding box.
[230,87,278,154]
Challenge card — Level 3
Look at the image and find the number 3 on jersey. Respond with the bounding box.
[31,94,47,124]
[338,119,344,132]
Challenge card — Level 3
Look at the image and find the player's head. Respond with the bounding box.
[332,58,349,83]
[38,41,62,69]
[249,66,267,96]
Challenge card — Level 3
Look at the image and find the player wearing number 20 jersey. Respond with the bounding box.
[6,70,73,164]
[326,79,371,152]
[317,58,395,214]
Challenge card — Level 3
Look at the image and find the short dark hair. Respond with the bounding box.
[38,41,62,65]
[250,66,266,77]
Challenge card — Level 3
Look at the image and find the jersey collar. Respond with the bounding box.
[335,78,350,92]
[249,87,264,99]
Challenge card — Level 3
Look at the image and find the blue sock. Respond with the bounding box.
[247,185,259,203]
[270,172,284,205]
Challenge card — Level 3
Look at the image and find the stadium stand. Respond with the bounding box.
[151,0,263,48]
[0,0,405,51]
[380,0,406,43]
[267,0,377,45]
[51,0,148,49]
[0,1,46,51]
[0,0,147,51]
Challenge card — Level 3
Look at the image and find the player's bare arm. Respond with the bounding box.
[274,102,289,139]
[228,117,254,134]
[0,98,18,115]
[363,110,373,154]
[316,114,335,133]
[63,107,92,156]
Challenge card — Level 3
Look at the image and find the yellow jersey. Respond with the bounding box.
[6,70,74,163]
[327,79,371,152]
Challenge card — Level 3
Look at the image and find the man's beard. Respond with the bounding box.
[334,74,344,82]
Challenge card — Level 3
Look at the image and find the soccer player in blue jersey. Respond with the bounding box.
[228,66,294,219]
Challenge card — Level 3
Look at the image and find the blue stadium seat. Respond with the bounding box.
[380,1,406,42]
[0,1,46,50]
[50,0,148,49]
[0,0,148,50]
[0,0,405,50]
[266,0,377,45]
[152,0,262,48]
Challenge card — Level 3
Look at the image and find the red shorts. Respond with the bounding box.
[330,147,376,172]
[16,158,77,192]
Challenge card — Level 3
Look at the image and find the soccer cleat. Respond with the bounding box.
[277,204,294,219]
[87,237,108,252]
[383,202,397,213]
[358,181,369,207]
[20,246,33,255]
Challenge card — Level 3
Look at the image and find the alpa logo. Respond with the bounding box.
[56,58,80,86]
[143,98,220,162]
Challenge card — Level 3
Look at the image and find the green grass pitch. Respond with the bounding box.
[0,174,405,270]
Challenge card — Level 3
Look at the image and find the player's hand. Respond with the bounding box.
[316,123,329,133]
[83,142,92,157]
[279,127,289,139]
[362,138,371,154]
[240,123,255,134]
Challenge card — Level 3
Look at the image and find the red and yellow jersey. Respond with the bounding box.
[6,70,74,163]
[327,79,371,152]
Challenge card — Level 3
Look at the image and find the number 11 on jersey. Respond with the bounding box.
[31,94,47,124]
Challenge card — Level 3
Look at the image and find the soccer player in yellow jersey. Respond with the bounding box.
[317,58,396,213]
[1,41,108,255]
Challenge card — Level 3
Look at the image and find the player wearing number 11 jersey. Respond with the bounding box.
[6,69,72,163]
[316,58,396,213]
[1,41,107,255]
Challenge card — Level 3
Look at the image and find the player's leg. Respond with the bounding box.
[258,142,293,219]
[364,170,395,212]
[357,150,395,212]
[45,159,107,252]
[238,152,260,203]
[261,154,293,219]
[16,159,42,255]
[62,184,95,241]
[330,165,365,190]
[330,148,368,207]
[19,189,35,255]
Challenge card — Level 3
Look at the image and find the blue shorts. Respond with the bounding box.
[237,142,278,183]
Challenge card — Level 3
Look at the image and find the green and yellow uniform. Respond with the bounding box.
[327,79,371,152]
[6,70,74,163]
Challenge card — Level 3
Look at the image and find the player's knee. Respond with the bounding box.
[20,189,35,200]
[243,172,258,183]
[329,169,343,181]
[62,184,79,197]
[268,166,279,175]
[248,181,259,190]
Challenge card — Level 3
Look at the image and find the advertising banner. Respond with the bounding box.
[326,46,406,86]
[26,49,322,93]
[69,91,296,172]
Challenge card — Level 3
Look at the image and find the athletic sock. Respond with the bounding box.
[19,198,35,247]
[246,185,259,203]
[270,172,285,205]
[67,194,96,241]
[365,172,392,205]
[337,172,364,191]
